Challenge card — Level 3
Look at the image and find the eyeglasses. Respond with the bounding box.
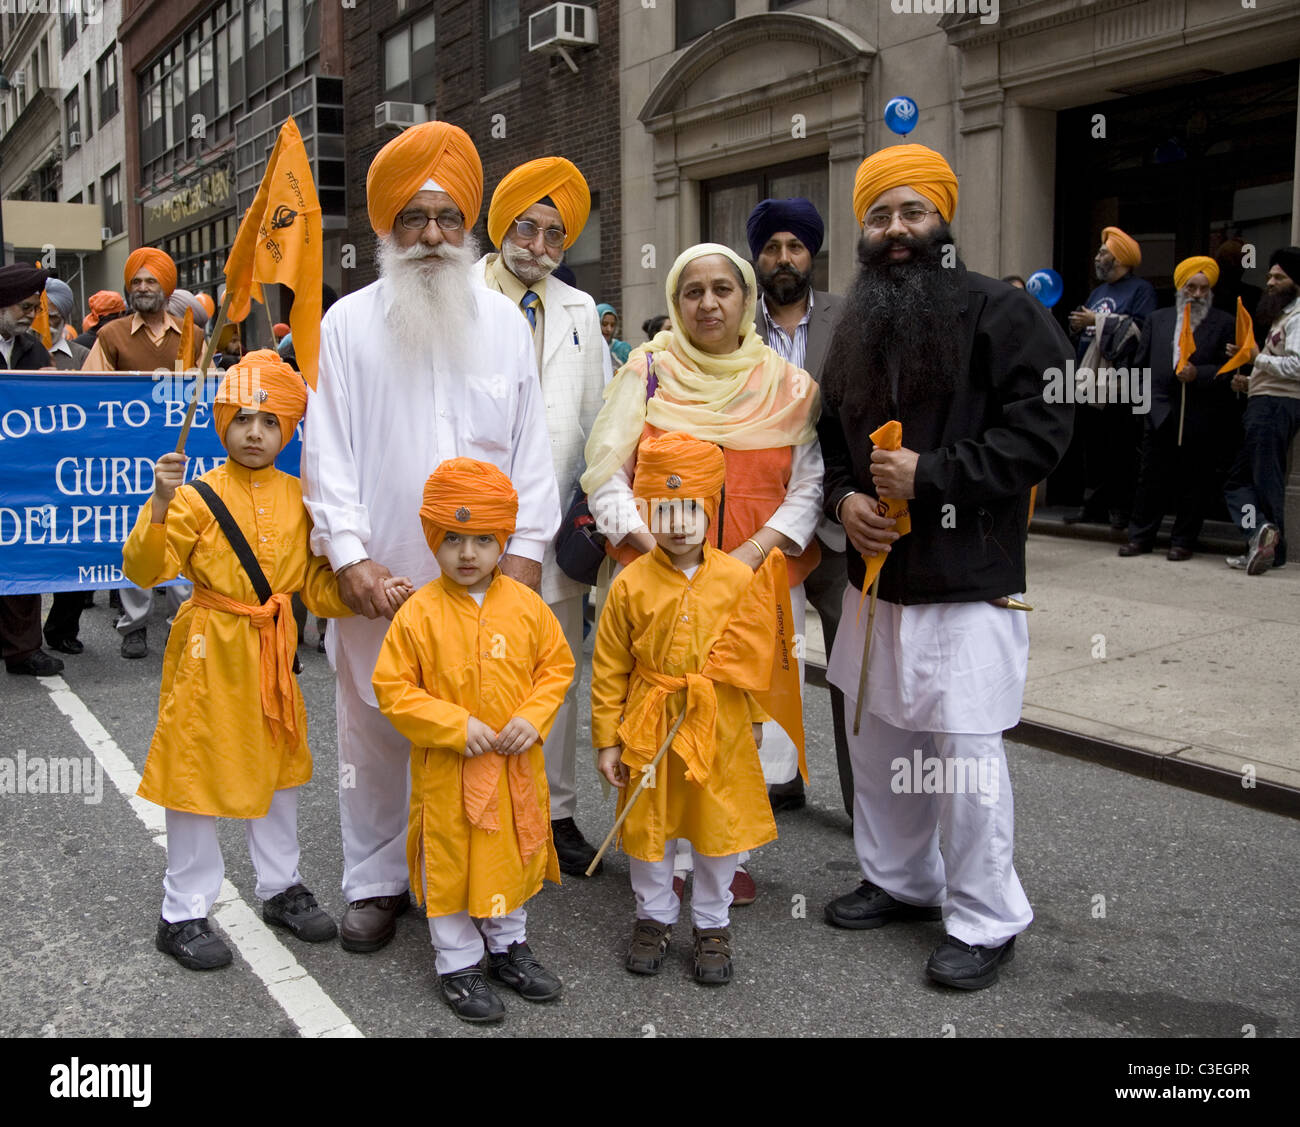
[863,207,939,231]
[17,300,40,315]
[397,209,465,232]
[511,218,566,248]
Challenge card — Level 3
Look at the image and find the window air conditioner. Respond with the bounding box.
[68,130,80,147]
[528,3,598,53]
[374,101,429,132]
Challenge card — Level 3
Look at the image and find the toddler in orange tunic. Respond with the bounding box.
[371,459,574,1025]
[592,432,796,986]
[124,351,381,972]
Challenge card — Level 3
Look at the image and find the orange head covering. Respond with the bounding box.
[487,157,591,252]
[632,431,727,529]
[1174,255,1218,290]
[419,458,519,555]
[366,121,484,238]
[86,289,127,327]
[1101,226,1141,269]
[123,248,178,296]
[81,313,95,331]
[853,143,958,225]
[272,321,291,341]
[196,292,216,319]
[212,349,307,453]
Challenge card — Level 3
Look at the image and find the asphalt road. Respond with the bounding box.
[2,593,1297,1040]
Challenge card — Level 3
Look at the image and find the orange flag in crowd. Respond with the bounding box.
[177,307,197,370]
[223,116,323,387]
[1217,297,1255,375]
[30,291,52,350]
[858,419,912,616]
[1176,304,1196,373]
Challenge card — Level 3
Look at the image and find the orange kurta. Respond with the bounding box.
[591,543,778,862]
[123,460,351,818]
[371,572,573,918]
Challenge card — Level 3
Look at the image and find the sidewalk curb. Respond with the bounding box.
[805,663,1298,819]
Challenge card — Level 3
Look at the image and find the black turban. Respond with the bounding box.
[1270,246,1300,287]
[745,197,824,260]
[0,264,48,308]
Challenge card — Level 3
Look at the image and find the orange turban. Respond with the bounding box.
[633,431,727,528]
[212,349,307,452]
[197,292,216,319]
[1174,256,1218,290]
[487,157,591,251]
[1101,226,1141,268]
[81,314,95,332]
[366,121,484,238]
[123,248,177,296]
[87,289,127,326]
[419,458,519,554]
[853,143,958,225]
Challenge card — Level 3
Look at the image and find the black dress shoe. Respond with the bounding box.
[824,880,943,930]
[486,941,562,1001]
[926,935,1016,990]
[121,628,148,659]
[263,883,338,943]
[1061,508,1100,525]
[44,634,84,655]
[768,779,806,812]
[1166,546,1193,562]
[6,650,65,676]
[551,817,601,876]
[156,917,233,971]
[1117,541,1151,557]
[440,966,506,1023]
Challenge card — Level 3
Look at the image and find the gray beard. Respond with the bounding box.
[131,291,166,315]
[1173,292,1210,366]
[377,233,481,372]
[500,238,560,286]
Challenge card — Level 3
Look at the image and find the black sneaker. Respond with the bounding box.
[155,917,233,971]
[925,935,1016,990]
[121,628,148,659]
[824,880,943,930]
[44,634,84,655]
[440,966,506,1023]
[486,941,562,1001]
[263,883,338,943]
[6,650,64,676]
[551,817,601,877]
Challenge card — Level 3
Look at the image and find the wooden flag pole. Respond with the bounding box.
[852,572,881,736]
[586,709,687,877]
[174,289,234,455]
[1177,383,1186,447]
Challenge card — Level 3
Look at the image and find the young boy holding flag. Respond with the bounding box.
[371,459,574,1025]
[591,432,803,985]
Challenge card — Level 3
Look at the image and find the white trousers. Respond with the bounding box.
[427,909,527,976]
[631,841,739,929]
[161,787,301,922]
[336,676,412,902]
[117,582,191,634]
[542,594,583,821]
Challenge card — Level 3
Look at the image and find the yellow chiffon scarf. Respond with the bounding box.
[581,242,820,493]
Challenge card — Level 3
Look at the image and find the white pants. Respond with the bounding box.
[427,908,527,975]
[117,582,192,634]
[336,676,412,902]
[161,787,301,922]
[542,594,583,821]
[631,841,738,929]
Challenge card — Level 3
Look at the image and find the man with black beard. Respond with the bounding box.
[745,197,854,817]
[1118,256,1234,562]
[1221,246,1300,574]
[817,145,1073,990]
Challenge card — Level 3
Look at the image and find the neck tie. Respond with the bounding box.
[520,290,539,333]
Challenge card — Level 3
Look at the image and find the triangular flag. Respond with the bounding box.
[1176,303,1196,373]
[177,307,196,370]
[30,290,52,349]
[223,116,323,387]
[858,420,911,617]
[1217,296,1255,375]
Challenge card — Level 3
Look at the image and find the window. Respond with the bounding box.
[383,9,436,105]
[36,161,59,202]
[60,10,77,53]
[83,74,94,138]
[87,182,95,205]
[485,0,519,92]
[98,46,119,123]
[676,0,733,47]
[102,167,123,237]
[64,88,80,150]
[564,195,601,298]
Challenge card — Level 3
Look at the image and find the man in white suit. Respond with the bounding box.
[478,157,612,875]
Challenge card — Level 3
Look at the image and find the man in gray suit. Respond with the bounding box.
[747,198,852,818]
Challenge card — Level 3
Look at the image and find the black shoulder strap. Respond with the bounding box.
[189,479,274,605]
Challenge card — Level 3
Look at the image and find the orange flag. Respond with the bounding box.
[859,420,912,615]
[177,308,197,370]
[223,116,323,387]
[1175,304,1196,373]
[1217,297,1255,375]
[30,291,52,350]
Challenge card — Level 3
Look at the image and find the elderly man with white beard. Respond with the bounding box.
[302,121,561,954]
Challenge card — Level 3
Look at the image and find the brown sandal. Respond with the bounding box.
[692,926,733,985]
[625,919,672,975]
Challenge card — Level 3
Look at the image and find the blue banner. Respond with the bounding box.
[0,371,302,595]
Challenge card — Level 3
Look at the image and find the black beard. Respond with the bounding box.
[1255,282,1298,332]
[756,262,812,307]
[821,224,962,420]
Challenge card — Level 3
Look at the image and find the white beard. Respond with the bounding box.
[377,233,481,373]
[500,238,561,286]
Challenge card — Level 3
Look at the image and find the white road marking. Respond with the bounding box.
[38,674,363,1038]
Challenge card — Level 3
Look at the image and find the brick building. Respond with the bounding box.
[341,0,621,305]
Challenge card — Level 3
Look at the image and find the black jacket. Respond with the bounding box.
[0,329,53,370]
[819,266,1074,603]
[1138,305,1236,431]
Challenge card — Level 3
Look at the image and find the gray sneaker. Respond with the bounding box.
[1246,523,1280,575]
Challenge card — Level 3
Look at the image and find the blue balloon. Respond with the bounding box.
[884,96,919,136]
[1026,268,1064,308]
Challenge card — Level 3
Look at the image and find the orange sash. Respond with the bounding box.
[462,750,548,863]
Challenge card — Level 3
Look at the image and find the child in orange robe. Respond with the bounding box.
[372,458,574,1025]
